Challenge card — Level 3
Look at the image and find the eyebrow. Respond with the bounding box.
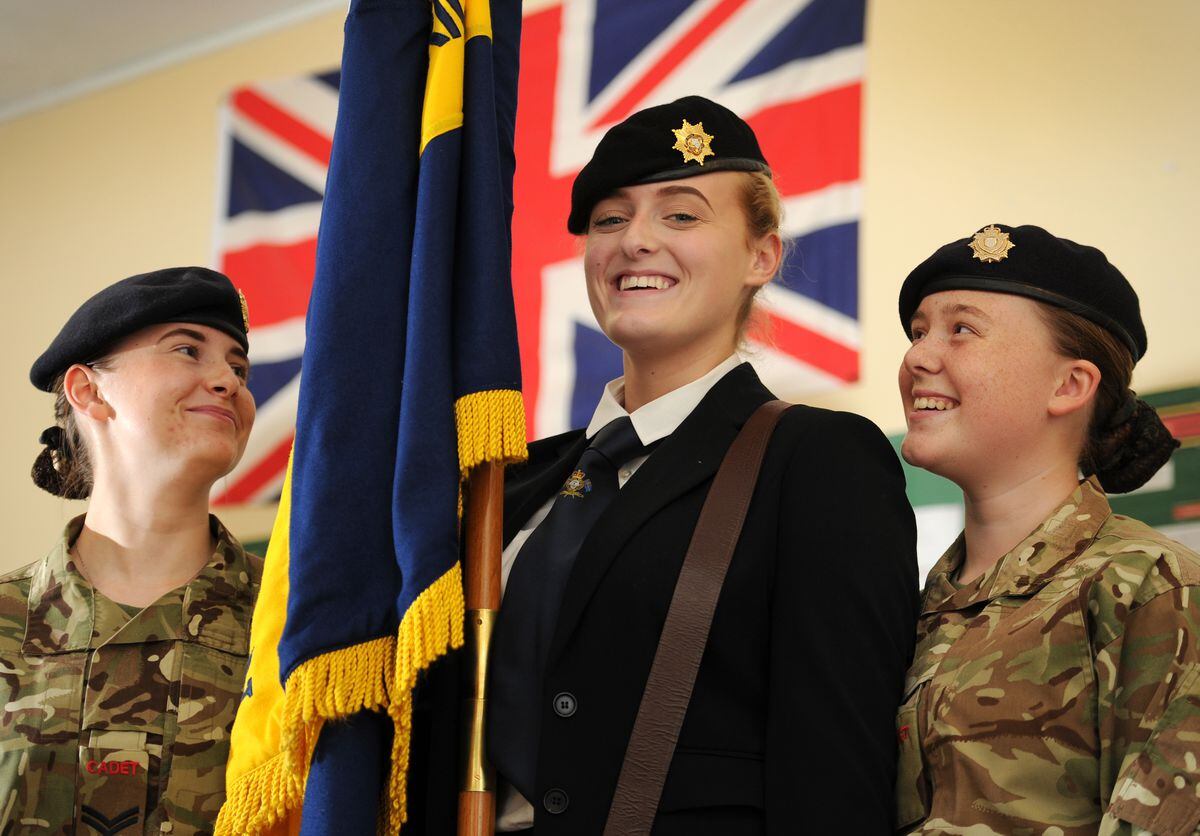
[947,303,991,321]
[654,184,713,209]
[911,302,992,324]
[604,184,714,210]
[159,327,250,362]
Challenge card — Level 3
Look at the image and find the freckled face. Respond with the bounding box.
[898,290,1065,485]
[583,172,769,360]
[91,323,255,482]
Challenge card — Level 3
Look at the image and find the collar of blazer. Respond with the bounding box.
[502,361,776,667]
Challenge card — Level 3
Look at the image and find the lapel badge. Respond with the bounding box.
[968,225,1015,262]
[560,469,592,499]
[672,119,714,165]
[237,289,251,332]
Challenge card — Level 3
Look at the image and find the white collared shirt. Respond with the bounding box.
[495,353,743,830]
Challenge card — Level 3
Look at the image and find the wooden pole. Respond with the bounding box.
[458,461,505,836]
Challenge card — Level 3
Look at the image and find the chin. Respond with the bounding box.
[186,444,244,483]
[900,435,944,474]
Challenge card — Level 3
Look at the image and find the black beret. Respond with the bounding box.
[30,266,250,392]
[568,95,770,234]
[898,223,1146,360]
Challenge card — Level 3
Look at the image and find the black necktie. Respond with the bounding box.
[487,416,653,800]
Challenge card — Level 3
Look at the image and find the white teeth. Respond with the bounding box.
[914,397,957,411]
[618,275,671,291]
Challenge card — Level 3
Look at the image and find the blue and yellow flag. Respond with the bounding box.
[217,0,524,832]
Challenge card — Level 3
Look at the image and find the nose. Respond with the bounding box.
[205,361,244,398]
[902,335,943,379]
[619,211,659,259]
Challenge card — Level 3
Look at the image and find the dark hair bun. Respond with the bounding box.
[1093,398,1180,493]
[30,425,90,500]
[31,445,65,496]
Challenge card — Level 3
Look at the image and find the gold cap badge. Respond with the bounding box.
[969,225,1015,262]
[672,119,714,165]
[237,289,250,332]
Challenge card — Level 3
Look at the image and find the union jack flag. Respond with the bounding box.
[519,0,865,436]
[211,72,338,505]
[212,0,864,502]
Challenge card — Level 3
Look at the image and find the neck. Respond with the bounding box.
[75,472,216,607]
[958,461,1080,584]
[621,342,735,413]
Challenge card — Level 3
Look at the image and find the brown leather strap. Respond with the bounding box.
[602,399,791,836]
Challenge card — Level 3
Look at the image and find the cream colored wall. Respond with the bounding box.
[2,1,1197,572]
[0,10,344,570]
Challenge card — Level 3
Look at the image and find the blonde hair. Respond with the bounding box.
[735,170,785,344]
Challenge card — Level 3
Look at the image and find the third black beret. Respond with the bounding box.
[898,224,1146,360]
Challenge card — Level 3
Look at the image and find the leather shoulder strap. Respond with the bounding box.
[602,399,791,835]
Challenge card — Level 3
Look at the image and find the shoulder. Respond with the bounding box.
[775,404,891,439]
[1081,514,1200,645]
[527,428,584,457]
[0,561,37,648]
[771,404,900,472]
[243,549,265,589]
[507,429,584,476]
[210,517,265,593]
[0,560,38,588]
[1091,513,1200,593]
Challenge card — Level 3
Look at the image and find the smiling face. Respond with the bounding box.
[898,290,1079,488]
[583,171,778,362]
[81,322,255,486]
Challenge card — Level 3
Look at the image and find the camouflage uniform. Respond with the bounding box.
[896,478,1200,835]
[0,516,262,835]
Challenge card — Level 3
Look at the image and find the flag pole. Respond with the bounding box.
[459,460,504,835]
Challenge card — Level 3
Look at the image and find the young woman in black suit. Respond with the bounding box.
[412,96,918,835]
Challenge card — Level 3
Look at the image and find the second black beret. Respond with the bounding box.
[30,266,250,392]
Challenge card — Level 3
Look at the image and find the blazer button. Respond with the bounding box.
[553,692,577,717]
[543,788,569,814]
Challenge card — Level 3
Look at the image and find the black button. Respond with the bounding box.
[543,788,569,814]
[553,692,577,717]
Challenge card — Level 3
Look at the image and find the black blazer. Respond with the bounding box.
[409,363,918,834]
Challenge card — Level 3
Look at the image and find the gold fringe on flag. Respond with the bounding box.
[454,389,528,476]
[219,388,523,835]
[216,566,465,835]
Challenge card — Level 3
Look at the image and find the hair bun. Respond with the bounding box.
[1093,397,1180,494]
[39,425,64,448]
[31,445,66,496]
[31,423,89,499]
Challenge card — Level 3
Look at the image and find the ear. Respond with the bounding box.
[63,364,112,422]
[745,231,782,289]
[1047,358,1101,418]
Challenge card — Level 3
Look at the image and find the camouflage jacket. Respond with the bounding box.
[896,478,1200,835]
[0,516,262,836]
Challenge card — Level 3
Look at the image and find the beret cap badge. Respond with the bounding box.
[238,289,250,333]
[969,224,1015,262]
[671,119,715,165]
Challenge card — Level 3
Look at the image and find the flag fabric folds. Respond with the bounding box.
[217,0,525,831]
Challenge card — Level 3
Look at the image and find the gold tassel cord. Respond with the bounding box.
[455,389,528,476]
